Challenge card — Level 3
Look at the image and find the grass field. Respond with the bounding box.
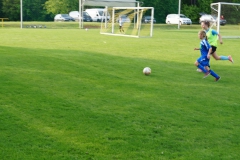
[0,23,240,160]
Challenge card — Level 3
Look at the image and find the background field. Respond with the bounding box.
[0,23,240,160]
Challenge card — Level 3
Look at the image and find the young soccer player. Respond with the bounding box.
[194,30,221,81]
[201,21,233,63]
[119,17,124,33]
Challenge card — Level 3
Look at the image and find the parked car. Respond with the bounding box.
[116,15,131,23]
[54,14,75,22]
[199,14,215,23]
[142,16,156,23]
[69,11,93,22]
[166,14,192,25]
[214,16,227,26]
[85,8,110,22]
[199,14,226,26]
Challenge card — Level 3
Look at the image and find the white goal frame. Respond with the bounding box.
[211,2,240,38]
[79,0,139,29]
[100,7,154,38]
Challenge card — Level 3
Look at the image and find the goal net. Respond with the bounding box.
[211,2,240,38]
[100,7,154,38]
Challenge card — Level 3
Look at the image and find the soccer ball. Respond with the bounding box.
[143,67,151,75]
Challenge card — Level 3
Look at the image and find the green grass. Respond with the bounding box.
[0,24,240,160]
[0,21,101,29]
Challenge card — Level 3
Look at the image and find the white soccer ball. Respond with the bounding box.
[143,67,151,75]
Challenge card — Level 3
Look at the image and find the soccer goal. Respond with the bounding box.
[211,2,240,38]
[100,7,154,38]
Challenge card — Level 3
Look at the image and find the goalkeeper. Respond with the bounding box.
[119,17,124,33]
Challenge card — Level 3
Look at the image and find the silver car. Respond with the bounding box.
[54,14,75,22]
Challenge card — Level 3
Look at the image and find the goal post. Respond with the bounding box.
[100,7,154,38]
[211,2,240,38]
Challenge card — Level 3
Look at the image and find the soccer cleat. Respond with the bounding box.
[215,77,221,82]
[203,71,210,78]
[228,55,234,63]
[196,68,202,72]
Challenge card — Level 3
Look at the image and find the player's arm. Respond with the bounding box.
[218,33,223,44]
[207,47,212,59]
[212,30,223,44]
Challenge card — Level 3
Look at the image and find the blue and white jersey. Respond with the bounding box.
[200,38,211,57]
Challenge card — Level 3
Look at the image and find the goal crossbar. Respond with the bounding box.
[211,2,240,6]
[112,7,153,9]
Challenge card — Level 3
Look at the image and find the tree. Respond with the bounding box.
[182,4,200,23]
[182,0,198,5]
[23,0,49,21]
[141,0,178,23]
[0,0,3,17]
[2,0,20,20]
[197,0,213,14]
[44,0,78,15]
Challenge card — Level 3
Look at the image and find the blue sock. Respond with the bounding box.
[197,64,207,73]
[210,70,220,78]
[220,56,229,60]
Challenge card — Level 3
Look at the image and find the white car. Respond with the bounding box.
[199,14,215,23]
[69,11,93,22]
[85,8,110,22]
[166,14,192,25]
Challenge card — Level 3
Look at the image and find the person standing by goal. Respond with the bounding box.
[119,17,124,33]
[201,21,233,63]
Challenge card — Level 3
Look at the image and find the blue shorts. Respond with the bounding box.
[197,56,209,67]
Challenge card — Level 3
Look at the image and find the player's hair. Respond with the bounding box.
[199,30,208,41]
[202,21,210,27]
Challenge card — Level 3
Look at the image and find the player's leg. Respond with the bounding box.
[208,67,221,81]
[211,46,221,60]
[228,55,234,63]
[196,68,202,72]
[212,52,233,63]
[211,52,221,60]
[211,46,233,63]
[205,63,220,81]
[199,59,210,78]
[195,60,210,77]
[210,69,221,81]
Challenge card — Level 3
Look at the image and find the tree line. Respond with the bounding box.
[0,0,239,23]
